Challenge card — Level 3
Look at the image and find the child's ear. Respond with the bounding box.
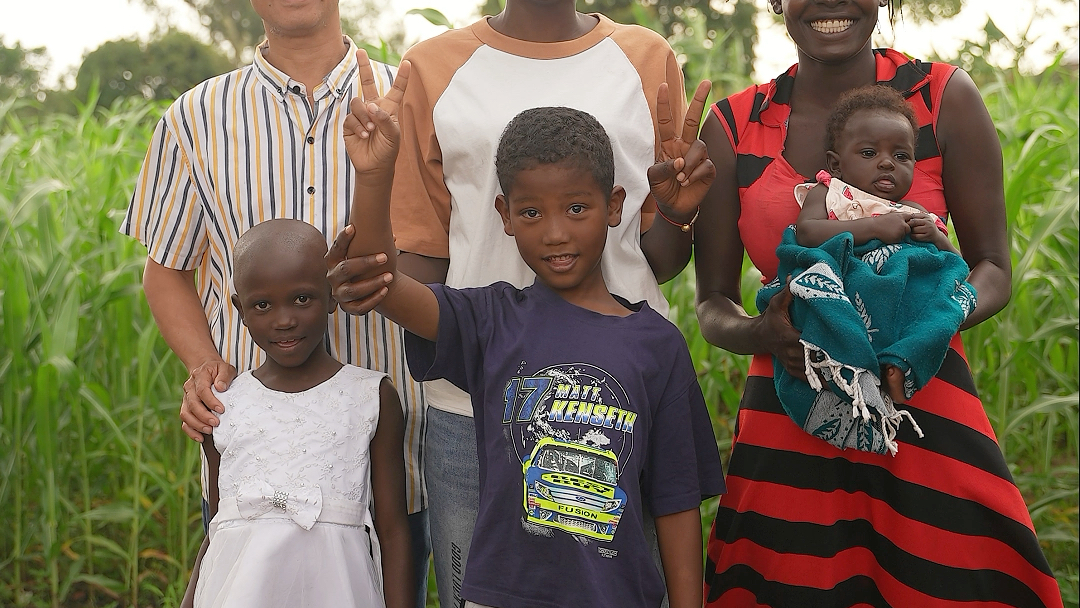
[230,294,246,324]
[825,151,842,178]
[607,186,626,228]
[495,195,515,236]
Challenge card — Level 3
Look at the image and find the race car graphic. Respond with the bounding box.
[522,436,627,542]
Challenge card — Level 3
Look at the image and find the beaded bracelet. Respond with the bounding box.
[656,205,700,233]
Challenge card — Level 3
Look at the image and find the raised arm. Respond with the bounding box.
[693,111,806,379]
[936,69,1011,327]
[340,52,440,341]
[640,80,712,283]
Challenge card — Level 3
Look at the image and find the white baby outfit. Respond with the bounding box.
[194,366,386,608]
[795,170,949,233]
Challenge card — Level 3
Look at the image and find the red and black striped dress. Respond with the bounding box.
[702,49,1063,608]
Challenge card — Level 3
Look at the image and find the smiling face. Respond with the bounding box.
[827,108,916,201]
[233,247,334,370]
[230,220,336,385]
[495,162,624,304]
[775,0,882,65]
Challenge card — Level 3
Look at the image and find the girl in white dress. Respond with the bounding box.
[192,218,413,608]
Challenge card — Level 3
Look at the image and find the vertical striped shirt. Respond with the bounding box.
[122,38,426,512]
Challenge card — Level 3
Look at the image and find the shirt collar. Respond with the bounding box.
[253,36,359,102]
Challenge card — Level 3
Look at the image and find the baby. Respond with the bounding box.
[759,85,977,455]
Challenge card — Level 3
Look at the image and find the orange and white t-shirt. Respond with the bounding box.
[390,15,685,416]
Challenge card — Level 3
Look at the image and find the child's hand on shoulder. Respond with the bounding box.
[648,80,716,227]
[344,50,410,178]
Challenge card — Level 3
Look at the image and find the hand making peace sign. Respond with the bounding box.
[343,49,411,177]
[647,80,716,225]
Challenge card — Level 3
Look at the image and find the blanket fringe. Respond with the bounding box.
[800,340,925,456]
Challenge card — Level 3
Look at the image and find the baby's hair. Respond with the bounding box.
[233,219,327,292]
[825,85,918,153]
[495,106,614,197]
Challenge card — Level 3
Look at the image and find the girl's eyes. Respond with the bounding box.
[253,301,270,311]
[895,152,911,161]
[568,204,585,214]
[521,209,540,219]
[860,149,877,158]
[295,295,311,305]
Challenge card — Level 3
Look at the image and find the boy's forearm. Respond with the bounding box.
[347,170,398,270]
[655,507,704,608]
[347,169,441,340]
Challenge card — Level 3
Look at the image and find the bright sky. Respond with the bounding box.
[2,0,1077,88]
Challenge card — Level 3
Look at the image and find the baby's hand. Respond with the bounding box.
[648,80,715,226]
[907,213,952,251]
[343,50,409,177]
[872,213,912,244]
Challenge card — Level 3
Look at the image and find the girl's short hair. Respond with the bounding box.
[825,84,919,152]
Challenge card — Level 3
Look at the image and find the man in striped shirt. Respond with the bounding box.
[121,0,429,603]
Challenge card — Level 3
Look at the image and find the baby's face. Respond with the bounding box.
[833,109,916,201]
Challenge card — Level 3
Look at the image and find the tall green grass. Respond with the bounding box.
[0,63,1077,606]
[0,95,197,606]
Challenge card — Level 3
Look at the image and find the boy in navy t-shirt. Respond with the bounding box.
[337,67,725,608]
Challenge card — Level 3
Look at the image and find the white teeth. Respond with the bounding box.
[811,19,854,34]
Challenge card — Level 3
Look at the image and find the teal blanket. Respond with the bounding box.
[757,227,976,455]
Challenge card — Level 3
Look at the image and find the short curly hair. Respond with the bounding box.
[825,85,919,152]
[495,107,614,197]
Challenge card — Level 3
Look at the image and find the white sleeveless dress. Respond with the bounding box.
[194,366,387,608]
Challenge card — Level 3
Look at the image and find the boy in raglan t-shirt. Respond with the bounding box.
[337,63,724,606]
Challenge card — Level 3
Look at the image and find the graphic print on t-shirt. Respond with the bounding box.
[501,363,635,545]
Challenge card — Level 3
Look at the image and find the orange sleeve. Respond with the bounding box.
[609,24,687,232]
[390,31,483,258]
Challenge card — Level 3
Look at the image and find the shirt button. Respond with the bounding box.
[307,136,315,144]
[307,186,315,195]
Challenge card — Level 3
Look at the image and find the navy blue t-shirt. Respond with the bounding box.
[406,281,725,608]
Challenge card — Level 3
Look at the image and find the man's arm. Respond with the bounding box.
[655,508,704,608]
[143,258,234,440]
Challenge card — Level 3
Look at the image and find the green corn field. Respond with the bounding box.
[1,61,1077,607]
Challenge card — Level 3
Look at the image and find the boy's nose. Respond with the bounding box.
[878,156,895,169]
[541,219,570,245]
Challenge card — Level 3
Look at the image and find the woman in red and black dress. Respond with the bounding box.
[695,1,1063,606]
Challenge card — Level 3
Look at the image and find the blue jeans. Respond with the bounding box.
[425,408,479,608]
